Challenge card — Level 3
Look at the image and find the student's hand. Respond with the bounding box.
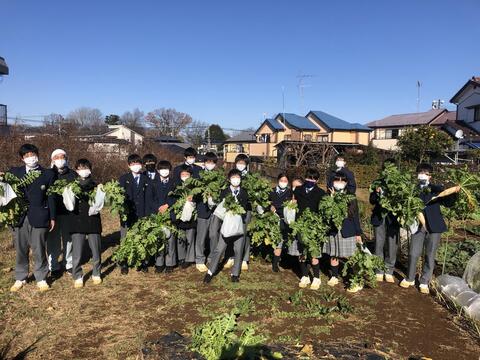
[376,187,382,193]
[159,204,169,213]
[270,205,276,213]
[329,188,335,195]
[454,185,461,193]
[187,195,193,202]
[49,220,56,232]
[355,235,362,244]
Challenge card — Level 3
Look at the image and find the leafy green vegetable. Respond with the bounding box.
[199,168,228,203]
[247,211,282,248]
[289,208,328,258]
[223,194,246,215]
[342,244,386,288]
[318,192,356,230]
[436,238,480,277]
[242,172,272,209]
[103,180,128,221]
[47,179,82,197]
[169,177,203,221]
[283,200,298,211]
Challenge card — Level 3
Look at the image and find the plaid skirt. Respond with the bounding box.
[323,231,356,258]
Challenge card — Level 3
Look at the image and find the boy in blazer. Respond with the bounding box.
[10,144,56,292]
[326,154,357,194]
[143,153,158,181]
[172,147,202,182]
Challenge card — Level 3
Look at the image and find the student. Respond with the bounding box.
[171,165,197,269]
[269,173,293,272]
[203,169,249,283]
[370,159,400,283]
[9,144,56,292]
[293,168,326,290]
[149,160,176,273]
[69,159,102,288]
[234,153,250,177]
[47,148,76,279]
[287,176,304,258]
[400,163,460,294]
[172,147,202,181]
[118,154,152,274]
[323,171,363,293]
[194,152,221,272]
[326,154,356,194]
[143,153,158,181]
[291,176,304,192]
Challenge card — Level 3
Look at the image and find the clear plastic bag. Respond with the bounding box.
[283,207,296,225]
[221,212,244,238]
[0,182,17,206]
[213,199,226,221]
[88,187,106,216]
[62,186,76,211]
[463,251,480,293]
[180,201,195,222]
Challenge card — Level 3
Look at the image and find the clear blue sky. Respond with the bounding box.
[1,0,479,129]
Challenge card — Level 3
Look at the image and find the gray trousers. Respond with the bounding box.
[195,216,221,264]
[156,234,177,267]
[407,229,441,284]
[14,217,49,282]
[242,211,252,262]
[209,233,245,277]
[71,233,102,280]
[47,214,73,271]
[374,218,399,275]
[177,228,196,263]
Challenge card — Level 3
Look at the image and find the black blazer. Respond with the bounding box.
[147,177,175,216]
[53,166,77,216]
[369,189,399,228]
[419,184,457,234]
[118,172,153,227]
[293,185,326,215]
[269,187,293,220]
[326,167,357,194]
[219,187,250,221]
[67,177,102,234]
[327,197,362,238]
[172,163,202,182]
[8,165,57,228]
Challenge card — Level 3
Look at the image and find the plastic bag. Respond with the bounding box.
[283,207,296,225]
[180,200,195,222]
[162,226,171,239]
[409,220,419,235]
[62,186,76,211]
[207,196,216,208]
[0,182,17,206]
[221,212,244,238]
[213,199,226,221]
[88,187,106,216]
[360,244,372,255]
[463,251,480,293]
[256,205,264,215]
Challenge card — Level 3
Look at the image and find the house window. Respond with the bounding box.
[474,106,480,122]
[260,134,270,143]
[284,135,291,141]
[377,128,400,139]
[316,135,328,142]
[303,134,312,142]
[235,144,245,153]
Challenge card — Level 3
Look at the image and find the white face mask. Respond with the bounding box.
[159,169,170,178]
[186,157,196,165]
[23,155,38,168]
[278,181,288,189]
[418,173,429,184]
[230,177,241,187]
[236,164,246,172]
[335,160,345,169]
[205,163,216,171]
[181,175,190,182]
[54,159,67,169]
[77,169,91,178]
[333,182,346,191]
[129,164,142,174]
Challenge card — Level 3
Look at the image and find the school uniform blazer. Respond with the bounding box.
[327,197,362,238]
[67,177,102,234]
[269,188,293,220]
[326,167,357,194]
[53,166,77,216]
[419,184,457,234]
[172,163,202,182]
[8,165,57,228]
[219,187,250,221]
[369,189,398,228]
[118,172,153,226]
[147,177,175,216]
[293,185,326,216]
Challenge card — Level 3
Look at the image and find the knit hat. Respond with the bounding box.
[50,149,67,168]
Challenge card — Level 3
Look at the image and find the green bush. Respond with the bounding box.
[436,239,480,277]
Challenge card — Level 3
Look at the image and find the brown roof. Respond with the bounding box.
[366,109,445,128]
[429,110,456,125]
[450,76,480,104]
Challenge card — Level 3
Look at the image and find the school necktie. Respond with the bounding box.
[134,176,140,187]
[233,189,239,197]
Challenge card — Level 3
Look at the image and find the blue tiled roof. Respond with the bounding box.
[309,110,371,131]
[278,113,319,130]
[265,118,285,130]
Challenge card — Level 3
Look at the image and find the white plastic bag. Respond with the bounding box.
[180,200,195,222]
[62,186,76,211]
[283,207,296,225]
[221,212,244,238]
[360,244,372,255]
[213,199,227,221]
[0,182,17,206]
[409,220,419,235]
[207,196,216,208]
[161,226,171,239]
[256,205,264,215]
[88,187,106,216]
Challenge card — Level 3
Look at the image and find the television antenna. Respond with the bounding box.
[297,73,314,114]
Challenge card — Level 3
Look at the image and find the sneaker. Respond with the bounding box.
[10,280,26,292]
[92,276,102,285]
[74,278,84,289]
[327,277,339,287]
[224,258,234,269]
[400,279,414,288]
[66,268,73,276]
[37,280,50,292]
[375,274,384,282]
[50,269,63,280]
[231,275,240,283]
[241,261,249,271]
[182,261,193,269]
[347,284,363,293]
[419,283,429,294]
[120,266,129,275]
[299,276,311,288]
[384,274,395,283]
[155,266,165,274]
[310,277,321,290]
[165,266,174,273]
[203,273,213,284]
[196,264,208,272]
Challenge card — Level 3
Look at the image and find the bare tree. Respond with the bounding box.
[121,108,144,129]
[184,120,208,147]
[144,108,192,137]
[279,142,336,168]
[66,107,104,127]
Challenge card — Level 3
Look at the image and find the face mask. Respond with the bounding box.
[278,182,288,189]
[333,182,346,191]
[205,163,216,171]
[236,164,246,172]
[77,169,91,178]
[230,177,241,187]
[186,157,196,165]
[181,175,190,182]
[129,164,142,174]
[145,164,156,172]
[305,180,316,189]
[159,169,170,178]
[23,155,38,168]
[335,160,345,169]
[54,159,67,169]
[418,173,429,184]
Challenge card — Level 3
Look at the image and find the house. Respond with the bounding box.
[0,56,9,135]
[223,131,257,163]
[103,124,143,145]
[450,76,480,134]
[149,135,192,154]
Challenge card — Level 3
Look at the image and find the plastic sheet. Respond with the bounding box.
[465,298,480,321]
[455,290,479,307]
[463,252,480,293]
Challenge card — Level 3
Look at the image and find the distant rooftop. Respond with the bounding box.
[366,109,446,128]
[308,110,371,131]
[224,130,256,143]
[0,57,8,75]
[275,113,318,130]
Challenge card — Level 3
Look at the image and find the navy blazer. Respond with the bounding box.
[326,167,357,194]
[172,163,202,182]
[269,187,293,220]
[419,184,457,234]
[118,172,153,226]
[369,190,399,228]
[293,185,326,215]
[8,165,57,228]
[148,176,175,216]
[219,187,250,221]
